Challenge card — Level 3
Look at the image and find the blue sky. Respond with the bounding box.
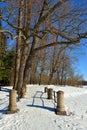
[77,44,87,80]
[72,37,87,80]
[68,0,87,80]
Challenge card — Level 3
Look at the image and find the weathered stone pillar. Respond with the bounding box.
[44,87,48,93]
[47,88,53,99]
[55,91,67,115]
[7,89,19,114]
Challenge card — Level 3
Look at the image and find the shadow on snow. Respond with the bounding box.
[27,104,55,112]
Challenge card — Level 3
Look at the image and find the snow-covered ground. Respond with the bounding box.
[0,85,87,130]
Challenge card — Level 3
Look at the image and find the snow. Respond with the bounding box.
[0,85,87,130]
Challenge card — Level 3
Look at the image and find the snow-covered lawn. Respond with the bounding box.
[0,85,87,130]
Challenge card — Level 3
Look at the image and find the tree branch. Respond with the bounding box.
[34,31,87,52]
[0,16,23,30]
[38,0,47,21]
[0,30,26,40]
[34,0,68,30]
[34,41,71,52]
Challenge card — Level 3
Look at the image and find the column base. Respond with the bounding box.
[55,109,67,115]
[7,109,19,114]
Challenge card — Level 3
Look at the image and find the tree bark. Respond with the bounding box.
[21,37,36,95]
[48,73,54,85]
[16,40,29,97]
[13,0,23,89]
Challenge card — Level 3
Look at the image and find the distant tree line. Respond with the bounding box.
[82,81,87,86]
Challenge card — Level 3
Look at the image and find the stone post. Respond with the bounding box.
[44,87,48,93]
[55,91,67,115]
[7,89,19,114]
[47,88,53,99]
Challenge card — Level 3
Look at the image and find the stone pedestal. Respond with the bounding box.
[7,89,19,114]
[47,88,53,99]
[55,91,67,115]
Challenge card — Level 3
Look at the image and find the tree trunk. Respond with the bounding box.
[21,37,36,96]
[16,40,29,97]
[48,73,54,85]
[15,0,32,97]
[39,55,46,85]
[13,0,23,89]
[39,69,43,85]
[10,67,14,86]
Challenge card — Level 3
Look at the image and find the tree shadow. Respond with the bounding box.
[27,104,55,112]
[0,107,8,115]
[1,87,11,93]
[0,95,9,105]
[27,90,56,112]
[31,91,44,106]
[32,96,46,99]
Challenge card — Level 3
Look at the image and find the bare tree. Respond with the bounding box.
[0,0,87,97]
[13,0,24,89]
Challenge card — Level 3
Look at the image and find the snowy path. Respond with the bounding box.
[0,85,87,130]
[27,86,56,111]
